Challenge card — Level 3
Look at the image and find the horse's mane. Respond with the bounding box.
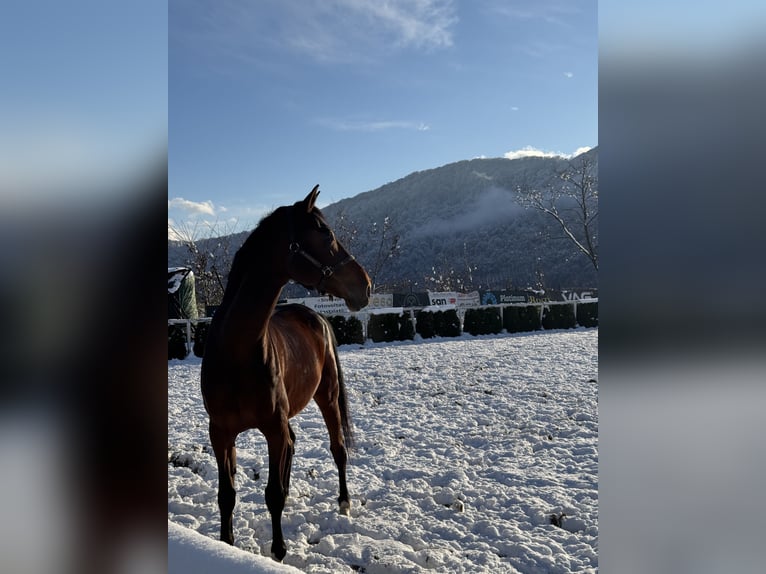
[222,206,287,297]
[221,201,328,299]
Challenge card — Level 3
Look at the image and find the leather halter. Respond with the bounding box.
[288,209,355,293]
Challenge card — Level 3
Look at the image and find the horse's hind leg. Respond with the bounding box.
[210,422,237,544]
[315,395,350,515]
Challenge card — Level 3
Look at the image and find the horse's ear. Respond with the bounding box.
[303,184,320,212]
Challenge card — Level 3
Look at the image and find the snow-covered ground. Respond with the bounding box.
[168,329,598,573]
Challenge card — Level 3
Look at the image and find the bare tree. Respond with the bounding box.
[424,263,460,291]
[424,246,477,292]
[516,153,598,270]
[168,218,242,315]
[329,207,359,253]
[328,209,401,293]
[367,216,401,292]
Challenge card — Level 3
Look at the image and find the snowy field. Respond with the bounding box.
[168,328,598,573]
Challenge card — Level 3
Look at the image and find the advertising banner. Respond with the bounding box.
[284,296,350,315]
[427,291,480,309]
[368,293,394,308]
[560,289,598,301]
[393,292,430,308]
[479,290,553,304]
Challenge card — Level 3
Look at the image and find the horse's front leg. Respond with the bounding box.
[264,422,293,561]
[283,423,296,498]
[210,422,237,544]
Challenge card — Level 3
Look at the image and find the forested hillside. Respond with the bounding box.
[321,148,598,290]
[168,148,598,298]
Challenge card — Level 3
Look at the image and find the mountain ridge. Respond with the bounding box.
[168,148,598,294]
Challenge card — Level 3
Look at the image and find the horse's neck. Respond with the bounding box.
[224,273,284,343]
[215,238,288,349]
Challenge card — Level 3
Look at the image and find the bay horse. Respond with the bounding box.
[200,186,371,560]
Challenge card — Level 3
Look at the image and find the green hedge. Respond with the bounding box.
[503,305,541,333]
[541,303,577,330]
[316,301,594,347]
[576,301,598,327]
[326,315,365,345]
[464,307,503,335]
[415,308,461,339]
[168,324,188,360]
[368,312,414,343]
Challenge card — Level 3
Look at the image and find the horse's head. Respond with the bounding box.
[286,185,371,312]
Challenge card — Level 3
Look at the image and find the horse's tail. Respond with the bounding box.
[323,317,354,450]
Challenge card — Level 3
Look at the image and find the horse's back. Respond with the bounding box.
[272,303,325,330]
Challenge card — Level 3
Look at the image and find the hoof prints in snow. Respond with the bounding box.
[169,329,598,573]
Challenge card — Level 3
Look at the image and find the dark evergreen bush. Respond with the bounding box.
[503,305,541,333]
[576,301,598,327]
[436,308,462,337]
[415,309,436,338]
[399,311,416,341]
[168,323,188,360]
[463,307,503,335]
[416,308,461,338]
[541,303,577,330]
[368,312,413,342]
[326,315,365,345]
[192,321,209,358]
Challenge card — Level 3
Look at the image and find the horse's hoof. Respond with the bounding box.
[270,540,287,562]
[339,500,351,516]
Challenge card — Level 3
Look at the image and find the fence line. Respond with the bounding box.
[168,317,212,356]
[169,300,597,359]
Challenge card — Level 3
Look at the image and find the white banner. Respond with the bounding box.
[426,291,480,308]
[368,293,394,308]
[284,296,350,315]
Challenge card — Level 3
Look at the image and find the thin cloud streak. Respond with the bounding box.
[340,0,457,50]
[179,0,458,68]
[484,0,582,29]
[316,118,431,132]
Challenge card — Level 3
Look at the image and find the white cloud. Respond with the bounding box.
[193,0,458,67]
[504,146,563,160]
[503,145,592,160]
[564,71,574,78]
[167,197,216,216]
[168,200,273,241]
[343,0,457,50]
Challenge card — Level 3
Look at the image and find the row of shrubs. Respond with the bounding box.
[346,301,598,344]
[168,302,597,359]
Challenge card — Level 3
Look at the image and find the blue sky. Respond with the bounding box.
[169,0,597,238]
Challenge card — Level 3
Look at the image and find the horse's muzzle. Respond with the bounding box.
[345,283,370,312]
